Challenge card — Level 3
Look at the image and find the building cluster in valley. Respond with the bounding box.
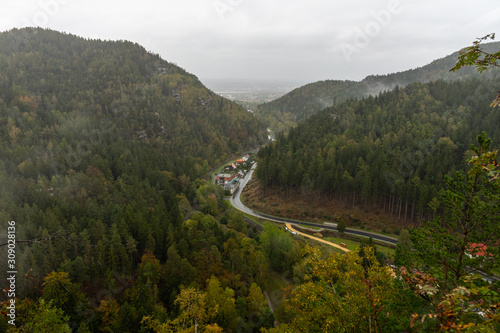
[214,154,255,193]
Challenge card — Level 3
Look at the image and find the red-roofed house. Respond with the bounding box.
[215,173,236,183]
[467,243,493,258]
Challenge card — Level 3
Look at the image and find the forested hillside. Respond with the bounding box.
[0,28,291,332]
[256,42,500,133]
[256,76,500,332]
[253,80,362,132]
[256,78,500,224]
[1,27,499,332]
[0,28,267,173]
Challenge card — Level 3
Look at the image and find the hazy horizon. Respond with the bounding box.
[1,1,499,82]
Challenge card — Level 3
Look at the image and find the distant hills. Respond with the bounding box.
[256,41,500,132]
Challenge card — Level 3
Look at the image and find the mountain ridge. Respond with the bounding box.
[256,41,500,132]
[0,27,267,179]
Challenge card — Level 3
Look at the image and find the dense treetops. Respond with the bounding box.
[256,78,500,223]
[0,28,278,332]
[1,27,499,332]
[256,41,500,133]
[267,134,500,332]
[0,28,267,180]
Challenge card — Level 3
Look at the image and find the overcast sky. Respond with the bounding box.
[1,0,499,84]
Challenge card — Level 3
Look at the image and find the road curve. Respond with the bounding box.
[230,163,398,246]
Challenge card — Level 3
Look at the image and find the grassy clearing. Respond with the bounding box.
[322,236,360,251]
[378,245,396,258]
[322,234,395,257]
[298,237,338,255]
[213,157,238,175]
[299,224,322,231]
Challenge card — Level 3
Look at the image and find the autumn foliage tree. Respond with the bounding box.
[42,271,87,326]
[8,299,72,333]
[270,246,415,332]
[173,287,220,333]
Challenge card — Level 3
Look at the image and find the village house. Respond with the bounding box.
[467,243,493,259]
[225,163,237,171]
[215,173,235,184]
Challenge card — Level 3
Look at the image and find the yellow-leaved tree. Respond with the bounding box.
[268,246,406,333]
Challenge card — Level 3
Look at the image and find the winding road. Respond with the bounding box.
[226,162,500,283]
[230,163,398,246]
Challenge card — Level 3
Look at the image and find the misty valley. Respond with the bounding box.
[0,27,499,332]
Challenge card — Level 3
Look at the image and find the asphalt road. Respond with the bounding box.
[230,163,398,246]
[228,163,500,283]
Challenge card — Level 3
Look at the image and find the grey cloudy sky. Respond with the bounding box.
[1,0,499,83]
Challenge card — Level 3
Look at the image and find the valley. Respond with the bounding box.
[201,78,305,104]
[0,27,498,332]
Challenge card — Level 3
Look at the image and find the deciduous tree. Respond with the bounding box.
[174,287,217,333]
